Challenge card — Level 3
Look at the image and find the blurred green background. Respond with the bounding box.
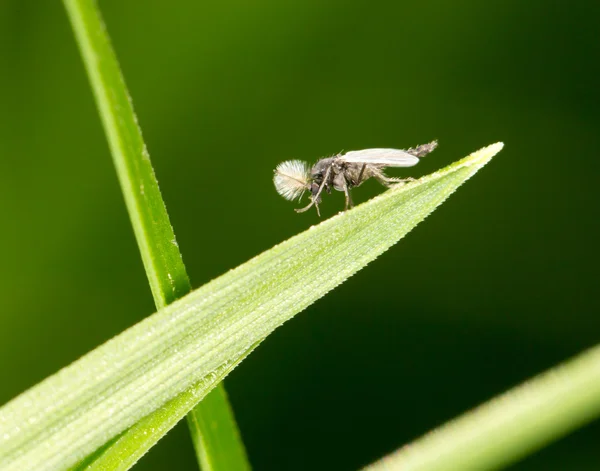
[2,1,600,469]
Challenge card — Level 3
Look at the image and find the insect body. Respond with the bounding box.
[273,140,437,215]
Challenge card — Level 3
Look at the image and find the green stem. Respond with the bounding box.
[188,387,252,471]
[62,0,251,469]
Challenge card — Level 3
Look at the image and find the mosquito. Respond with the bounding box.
[273,140,437,216]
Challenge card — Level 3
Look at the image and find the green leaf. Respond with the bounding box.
[61,0,250,469]
[0,143,502,471]
[68,359,245,471]
[62,0,189,309]
[363,343,600,471]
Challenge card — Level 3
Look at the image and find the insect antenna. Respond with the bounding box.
[273,160,310,201]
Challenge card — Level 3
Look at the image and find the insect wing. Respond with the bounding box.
[341,148,420,167]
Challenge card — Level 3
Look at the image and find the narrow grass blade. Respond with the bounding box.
[62,0,187,307]
[0,143,502,471]
[188,384,251,471]
[69,359,244,471]
[61,0,249,469]
[363,343,600,471]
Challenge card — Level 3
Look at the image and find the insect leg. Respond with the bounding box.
[340,177,353,210]
[295,165,332,214]
[370,167,415,188]
[406,140,438,158]
[356,164,367,185]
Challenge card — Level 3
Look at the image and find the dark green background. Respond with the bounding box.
[2,1,600,469]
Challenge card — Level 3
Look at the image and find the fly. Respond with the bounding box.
[273,140,437,216]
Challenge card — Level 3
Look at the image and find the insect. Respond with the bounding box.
[273,140,437,215]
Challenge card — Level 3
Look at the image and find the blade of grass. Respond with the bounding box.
[61,0,250,470]
[70,339,262,471]
[68,358,245,471]
[363,343,600,471]
[0,143,502,471]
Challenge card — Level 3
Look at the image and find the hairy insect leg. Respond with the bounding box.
[370,167,415,188]
[406,140,438,158]
[341,178,353,210]
[356,164,367,185]
[295,202,313,213]
[295,166,331,215]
